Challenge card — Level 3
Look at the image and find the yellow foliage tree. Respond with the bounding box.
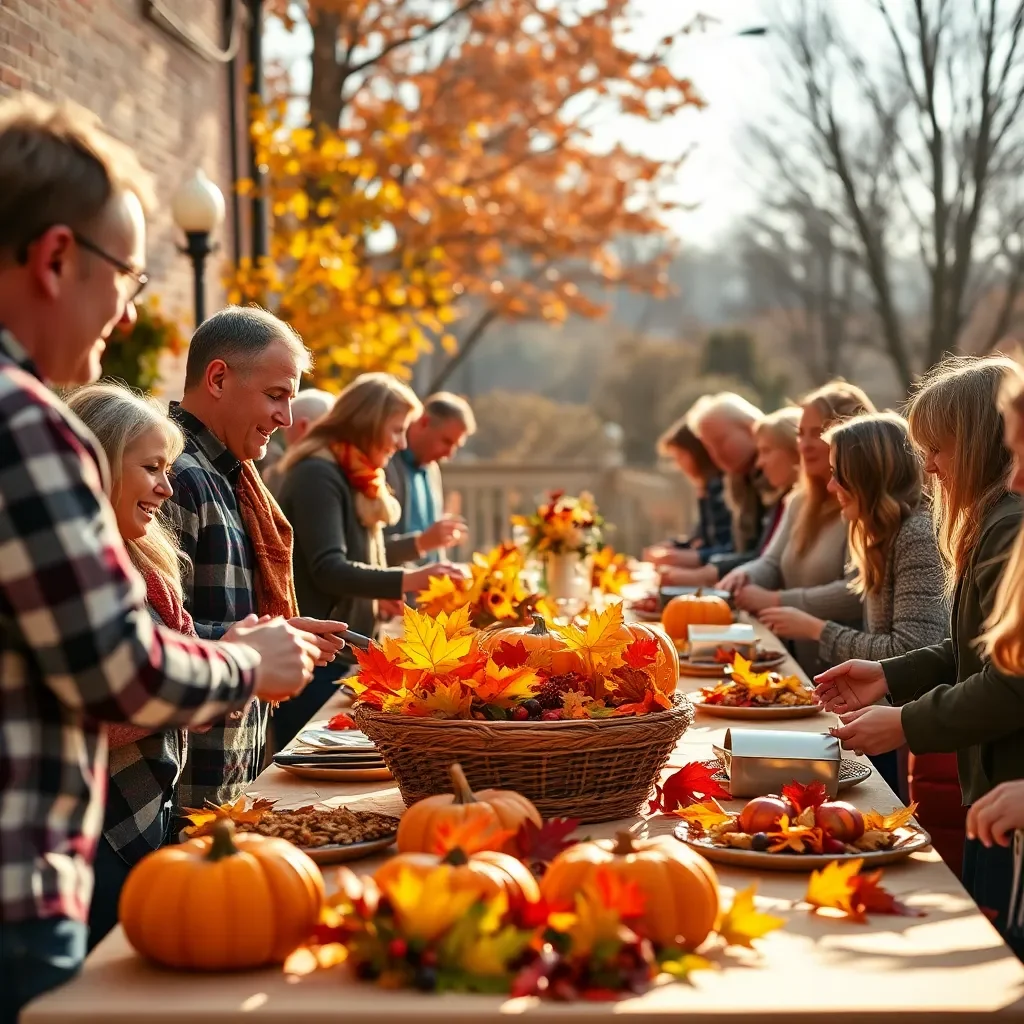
[237,0,705,389]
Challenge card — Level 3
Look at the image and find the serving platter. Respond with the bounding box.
[300,833,397,864]
[698,756,872,793]
[678,650,787,678]
[689,696,823,720]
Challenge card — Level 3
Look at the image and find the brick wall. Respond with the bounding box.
[0,0,249,395]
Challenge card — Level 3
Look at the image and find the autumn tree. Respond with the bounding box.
[752,0,1024,386]
[239,0,705,388]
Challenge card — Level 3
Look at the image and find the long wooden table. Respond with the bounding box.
[23,624,1024,1021]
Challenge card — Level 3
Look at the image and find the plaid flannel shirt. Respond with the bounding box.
[0,330,258,925]
[164,404,267,811]
[102,608,187,864]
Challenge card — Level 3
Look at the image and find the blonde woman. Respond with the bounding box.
[661,407,801,586]
[274,374,467,741]
[65,384,264,948]
[815,356,1024,956]
[720,381,875,673]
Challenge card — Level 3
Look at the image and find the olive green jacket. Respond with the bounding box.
[881,491,1024,804]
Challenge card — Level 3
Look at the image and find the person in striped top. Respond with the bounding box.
[0,97,323,1024]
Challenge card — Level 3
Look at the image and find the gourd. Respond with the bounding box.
[119,820,325,969]
[539,832,720,950]
[661,590,732,639]
[477,616,582,675]
[396,763,541,855]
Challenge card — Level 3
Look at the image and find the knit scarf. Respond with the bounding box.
[329,441,402,529]
[236,460,300,619]
[145,570,196,636]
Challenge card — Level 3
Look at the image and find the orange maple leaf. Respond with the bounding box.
[473,660,541,707]
[406,678,472,719]
[622,636,659,668]
[767,815,824,854]
[431,817,516,856]
[592,866,647,920]
[352,642,406,693]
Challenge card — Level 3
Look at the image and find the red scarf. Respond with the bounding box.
[145,571,196,636]
[329,441,402,528]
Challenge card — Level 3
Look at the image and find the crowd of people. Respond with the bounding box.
[5,91,1024,1022]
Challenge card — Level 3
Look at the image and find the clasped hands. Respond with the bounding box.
[813,659,905,756]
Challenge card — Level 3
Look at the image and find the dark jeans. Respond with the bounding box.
[963,836,1024,962]
[271,660,351,750]
[86,833,133,953]
[868,749,904,801]
[1,916,88,1024]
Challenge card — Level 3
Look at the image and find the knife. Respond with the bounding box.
[338,629,372,651]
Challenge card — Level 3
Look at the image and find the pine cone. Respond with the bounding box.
[536,671,588,709]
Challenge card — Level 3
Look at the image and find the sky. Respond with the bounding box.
[264,0,782,247]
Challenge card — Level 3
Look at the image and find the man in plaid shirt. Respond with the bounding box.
[0,98,323,1023]
[167,307,347,811]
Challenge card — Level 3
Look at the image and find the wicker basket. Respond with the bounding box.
[353,694,694,823]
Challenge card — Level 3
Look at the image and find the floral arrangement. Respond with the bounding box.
[416,543,558,627]
[349,603,676,720]
[591,546,632,595]
[699,655,816,708]
[512,490,604,557]
[101,294,186,392]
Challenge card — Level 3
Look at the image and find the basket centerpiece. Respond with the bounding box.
[350,603,692,823]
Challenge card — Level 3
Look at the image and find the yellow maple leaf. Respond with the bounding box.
[385,866,480,941]
[407,678,472,719]
[398,606,473,673]
[675,799,731,831]
[437,604,475,640]
[804,858,863,917]
[715,885,785,948]
[862,802,919,833]
[416,573,466,616]
[552,602,626,673]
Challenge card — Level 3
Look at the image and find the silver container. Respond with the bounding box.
[714,728,841,798]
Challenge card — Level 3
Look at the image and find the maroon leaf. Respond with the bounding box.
[515,817,580,873]
[782,780,828,813]
[648,761,731,814]
[490,640,531,669]
[622,637,659,668]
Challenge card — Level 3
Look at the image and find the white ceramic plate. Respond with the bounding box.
[297,728,377,751]
[673,821,932,871]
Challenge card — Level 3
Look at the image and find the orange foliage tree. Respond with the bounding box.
[238,0,705,389]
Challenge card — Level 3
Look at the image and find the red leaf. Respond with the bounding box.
[623,637,659,668]
[353,642,406,692]
[326,713,357,731]
[490,639,531,669]
[515,817,580,873]
[782,780,828,813]
[851,871,924,918]
[649,761,731,814]
[593,867,648,919]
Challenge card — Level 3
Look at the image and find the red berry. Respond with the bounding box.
[512,705,530,721]
[420,949,438,967]
[822,837,847,855]
[541,709,564,721]
[387,938,407,959]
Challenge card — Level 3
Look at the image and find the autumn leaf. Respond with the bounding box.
[551,601,626,671]
[851,870,924,919]
[561,690,591,719]
[436,604,475,640]
[782,780,828,813]
[490,639,530,669]
[181,796,276,836]
[715,886,785,948]
[397,607,473,673]
[622,636,659,668]
[352,641,406,693]
[676,799,732,832]
[592,867,647,920]
[767,815,824,854]
[862,802,919,833]
[406,678,472,719]
[649,761,731,814]
[805,860,924,922]
[326,712,357,731]
[473,660,541,707]
[610,666,671,716]
[514,817,580,873]
[415,572,467,616]
[432,817,516,856]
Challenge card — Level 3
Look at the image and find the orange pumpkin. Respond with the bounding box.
[478,616,581,675]
[661,590,732,640]
[119,820,325,970]
[540,832,720,950]
[396,763,542,855]
[615,620,680,696]
[374,846,540,911]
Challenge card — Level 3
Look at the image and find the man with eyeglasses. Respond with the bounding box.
[0,97,325,1022]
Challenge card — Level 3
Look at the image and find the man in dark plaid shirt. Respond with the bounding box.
[0,98,322,1024]
[166,307,346,811]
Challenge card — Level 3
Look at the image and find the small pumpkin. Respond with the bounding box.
[396,763,542,855]
[540,832,720,950]
[615,620,680,696]
[661,590,732,640]
[478,615,582,675]
[374,846,540,911]
[119,820,325,970]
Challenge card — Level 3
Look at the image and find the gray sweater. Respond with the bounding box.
[277,455,419,640]
[818,507,948,665]
[741,489,863,674]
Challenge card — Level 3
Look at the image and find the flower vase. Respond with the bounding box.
[544,551,590,603]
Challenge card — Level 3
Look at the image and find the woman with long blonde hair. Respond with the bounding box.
[815,355,1024,957]
[274,373,466,742]
[719,380,874,673]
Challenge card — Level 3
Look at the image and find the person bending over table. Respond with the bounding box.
[816,354,1024,960]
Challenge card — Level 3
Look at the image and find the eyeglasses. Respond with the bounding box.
[14,227,149,302]
[73,233,149,301]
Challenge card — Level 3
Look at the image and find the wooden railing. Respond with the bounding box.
[439,461,696,560]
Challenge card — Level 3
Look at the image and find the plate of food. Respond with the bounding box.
[626,593,662,622]
[696,757,872,794]
[296,726,377,751]
[678,645,788,678]
[231,805,400,864]
[673,785,931,871]
[689,655,822,718]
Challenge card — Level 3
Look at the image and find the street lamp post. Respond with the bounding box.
[171,169,226,327]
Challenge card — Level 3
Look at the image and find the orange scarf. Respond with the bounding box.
[236,460,300,619]
[329,441,402,528]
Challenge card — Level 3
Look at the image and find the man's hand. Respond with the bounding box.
[814,660,889,714]
[734,584,780,613]
[967,781,1024,847]
[829,706,905,757]
[287,617,348,666]
[759,606,825,641]
[419,515,468,552]
[226,617,322,702]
